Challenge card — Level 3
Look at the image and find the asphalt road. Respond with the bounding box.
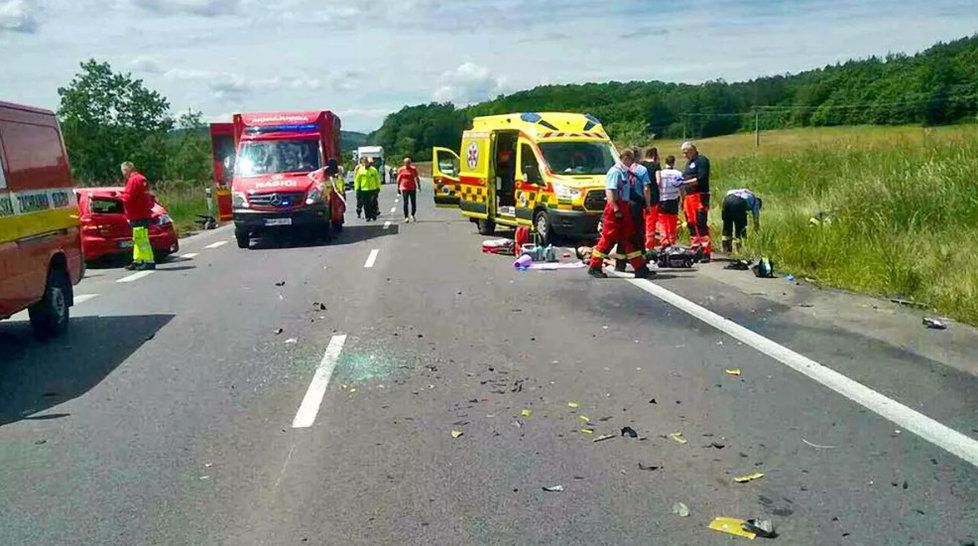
[1,183,976,545]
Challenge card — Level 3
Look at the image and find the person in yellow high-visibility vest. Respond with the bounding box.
[354,157,382,221]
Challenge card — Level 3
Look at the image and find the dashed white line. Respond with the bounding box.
[205,240,228,249]
[624,275,978,468]
[181,253,199,259]
[292,334,347,428]
[383,221,391,230]
[363,249,380,268]
[74,294,99,304]
[389,206,397,214]
[117,270,155,283]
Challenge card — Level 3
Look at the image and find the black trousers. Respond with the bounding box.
[356,190,364,216]
[401,190,417,218]
[722,194,748,241]
[363,189,380,220]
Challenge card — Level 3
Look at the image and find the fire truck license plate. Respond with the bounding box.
[265,218,292,226]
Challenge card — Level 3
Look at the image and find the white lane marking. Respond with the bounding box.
[383,221,391,230]
[364,249,379,268]
[624,275,978,468]
[205,240,228,249]
[117,270,155,283]
[74,294,99,304]
[181,253,199,259]
[292,334,348,428]
[389,206,396,214]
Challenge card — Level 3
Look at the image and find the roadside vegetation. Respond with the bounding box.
[662,125,978,324]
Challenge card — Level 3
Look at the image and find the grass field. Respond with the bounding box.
[154,180,211,235]
[650,124,978,324]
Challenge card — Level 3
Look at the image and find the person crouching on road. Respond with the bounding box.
[680,141,713,262]
[397,157,420,223]
[640,147,661,253]
[721,188,762,253]
[120,161,156,271]
[587,149,654,279]
[354,157,382,221]
[656,155,685,247]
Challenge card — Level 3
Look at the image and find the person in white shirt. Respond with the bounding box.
[656,155,685,247]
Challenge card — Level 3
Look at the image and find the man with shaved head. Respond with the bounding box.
[680,141,712,262]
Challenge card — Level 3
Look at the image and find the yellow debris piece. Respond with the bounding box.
[580,428,594,435]
[567,401,580,408]
[725,368,742,376]
[708,517,756,540]
[451,430,463,439]
[521,409,532,417]
[669,432,688,445]
[734,472,765,483]
[578,415,591,422]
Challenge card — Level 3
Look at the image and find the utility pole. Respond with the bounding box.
[754,108,760,149]
[682,114,687,141]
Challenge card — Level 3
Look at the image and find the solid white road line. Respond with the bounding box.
[73,294,99,304]
[181,253,199,259]
[292,334,347,428]
[364,249,379,268]
[625,275,978,468]
[205,240,228,249]
[117,271,154,283]
[383,221,391,230]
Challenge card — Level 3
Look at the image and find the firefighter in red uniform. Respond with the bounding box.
[587,149,654,279]
[680,141,713,262]
[120,161,156,271]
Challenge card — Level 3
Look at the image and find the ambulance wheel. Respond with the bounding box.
[29,268,70,340]
[235,228,250,249]
[534,210,553,246]
[477,218,495,236]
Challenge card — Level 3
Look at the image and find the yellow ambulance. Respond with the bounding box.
[432,112,617,245]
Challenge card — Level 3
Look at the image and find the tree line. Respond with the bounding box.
[370,34,978,161]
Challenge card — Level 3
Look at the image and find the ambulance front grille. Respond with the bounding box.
[248,192,306,208]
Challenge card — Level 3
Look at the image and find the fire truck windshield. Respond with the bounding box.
[235,140,321,177]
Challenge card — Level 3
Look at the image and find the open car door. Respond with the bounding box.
[432,147,461,208]
[209,123,235,221]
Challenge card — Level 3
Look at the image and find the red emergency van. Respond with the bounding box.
[0,101,84,338]
[226,111,345,248]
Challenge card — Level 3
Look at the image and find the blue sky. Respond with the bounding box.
[1,0,977,132]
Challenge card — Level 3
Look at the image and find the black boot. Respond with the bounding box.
[634,266,655,279]
[588,267,608,279]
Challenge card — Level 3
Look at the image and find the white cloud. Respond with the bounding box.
[129,55,163,74]
[131,0,240,17]
[433,62,506,104]
[0,0,39,33]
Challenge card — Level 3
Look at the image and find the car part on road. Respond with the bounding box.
[638,463,660,471]
[923,317,947,330]
[542,485,564,492]
[709,517,758,539]
[742,519,777,539]
[671,502,690,517]
[734,472,765,483]
[29,268,71,340]
[621,426,638,438]
[593,434,615,443]
[725,368,742,376]
[669,432,687,444]
[451,429,463,438]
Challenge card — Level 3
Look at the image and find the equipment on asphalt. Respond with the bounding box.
[481,238,515,255]
[647,245,698,269]
[0,100,84,340]
[753,257,775,278]
[923,317,948,330]
[432,112,615,246]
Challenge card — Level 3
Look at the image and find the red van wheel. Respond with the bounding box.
[29,268,70,340]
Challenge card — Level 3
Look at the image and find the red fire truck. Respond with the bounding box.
[224,111,345,248]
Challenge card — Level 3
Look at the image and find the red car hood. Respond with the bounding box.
[233,173,314,194]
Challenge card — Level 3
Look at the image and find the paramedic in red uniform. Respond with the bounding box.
[640,147,661,252]
[120,161,156,270]
[680,141,713,262]
[587,149,653,279]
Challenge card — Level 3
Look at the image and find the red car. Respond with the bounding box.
[75,187,179,262]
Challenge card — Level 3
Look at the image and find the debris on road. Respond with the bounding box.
[578,415,591,423]
[621,426,638,438]
[725,368,742,376]
[801,438,837,449]
[594,434,615,443]
[671,502,690,517]
[542,485,564,492]
[706,441,726,449]
[580,428,594,435]
[527,261,587,271]
[785,274,796,282]
[669,432,688,445]
[274,328,284,335]
[513,254,533,271]
[521,408,532,417]
[284,338,297,344]
[890,297,926,309]
[275,281,285,287]
[482,238,515,255]
[752,257,775,278]
[923,317,947,330]
[709,517,757,539]
[649,398,657,404]
[638,463,660,471]
[567,401,580,408]
[451,430,464,439]
[734,472,765,483]
[742,518,777,538]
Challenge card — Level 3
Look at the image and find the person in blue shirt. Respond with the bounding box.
[586,149,653,279]
[721,188,762,253]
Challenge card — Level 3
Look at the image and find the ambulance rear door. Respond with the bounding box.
[456,132,491,220]
[431,147,460,208]
[515,137,546,227]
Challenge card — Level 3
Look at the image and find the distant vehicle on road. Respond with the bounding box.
[223,111,346,248]
[75,187,179,262]
[0,100,84,339]
[433,112,614,246]
[355,145,386,183]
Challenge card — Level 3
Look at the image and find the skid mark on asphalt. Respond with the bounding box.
[363,249,379,268]
[622,274,978,468]
[117,271,154,283]
[205,241,228,249]
[292,334,347,428]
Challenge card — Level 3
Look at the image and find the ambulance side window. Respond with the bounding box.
[521,144,542,185]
